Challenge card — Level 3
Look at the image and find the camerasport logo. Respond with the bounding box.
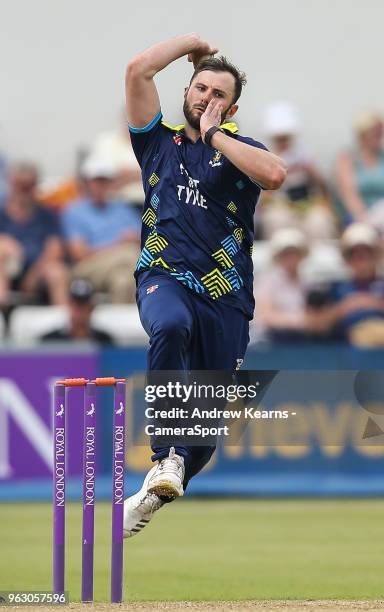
[146,284,159,295]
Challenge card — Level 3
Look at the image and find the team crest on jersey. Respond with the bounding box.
[146,284,159,295]
[209,150,222,167]
[173,133,182,146]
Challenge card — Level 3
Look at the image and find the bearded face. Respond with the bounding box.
[182,70,237,131]
[183,96,231,130]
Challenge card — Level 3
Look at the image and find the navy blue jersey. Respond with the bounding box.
[129,111,267,319]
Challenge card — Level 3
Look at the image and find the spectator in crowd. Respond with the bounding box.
[90,108,144,205]
[38,174,83,211]
[252,228,309,342]
[336,112,384,224]
[39,110,144,212]
[0,163,68,306]
[259,102,336,240]
[307,224,384,347]
[42,278,113,343]
[61,155,141,303]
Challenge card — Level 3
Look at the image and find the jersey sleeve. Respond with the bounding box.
[233,134,270,191]
[128,111,163,168]
[236,135,269,152]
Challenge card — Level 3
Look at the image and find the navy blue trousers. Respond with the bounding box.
[137,270,250,491]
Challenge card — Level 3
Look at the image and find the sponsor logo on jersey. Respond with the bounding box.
[177,163,207,209]
[146,284,159,295]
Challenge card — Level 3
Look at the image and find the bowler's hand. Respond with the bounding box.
[187,36,218,68]
[200,99,223,143]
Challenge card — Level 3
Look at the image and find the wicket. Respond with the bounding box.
[53,377,127,603]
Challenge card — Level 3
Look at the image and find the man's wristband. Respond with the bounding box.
[204,126,224,147]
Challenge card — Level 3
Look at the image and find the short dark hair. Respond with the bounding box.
[190,56,247,104]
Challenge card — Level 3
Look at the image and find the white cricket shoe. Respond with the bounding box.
[123,465,164,538]
[123,448,185,538]
[147,446,185,498]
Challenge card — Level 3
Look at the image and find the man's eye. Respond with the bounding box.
[215,93,224,98]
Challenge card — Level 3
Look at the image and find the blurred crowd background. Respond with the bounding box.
[1,0,384,350]
[1,101,384,348]
[1,0,384,511]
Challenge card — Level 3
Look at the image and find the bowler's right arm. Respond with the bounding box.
[125,34,218,128]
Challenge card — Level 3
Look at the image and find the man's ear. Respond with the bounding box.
[184,86,189,99]
[227,104,238,119]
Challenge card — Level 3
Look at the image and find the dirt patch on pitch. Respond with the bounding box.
[2,600,384,612]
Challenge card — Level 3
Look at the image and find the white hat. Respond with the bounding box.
[264,102,300,137]
[81,154,117,179]
[341,223,380,253]
[270,228,308,258]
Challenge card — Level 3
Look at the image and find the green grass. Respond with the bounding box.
[0,499,383,602]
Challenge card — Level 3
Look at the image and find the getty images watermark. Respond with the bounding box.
[143,379,297,439]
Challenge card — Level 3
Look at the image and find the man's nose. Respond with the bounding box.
[201,90,212,105]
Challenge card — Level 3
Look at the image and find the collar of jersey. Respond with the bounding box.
[162,120,239,134]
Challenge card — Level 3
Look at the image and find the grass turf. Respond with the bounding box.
[0,499,383,602]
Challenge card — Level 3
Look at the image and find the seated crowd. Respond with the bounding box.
[252,224,384,348]
[0,105,383,346]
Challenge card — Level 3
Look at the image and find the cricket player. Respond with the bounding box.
[123,33,286,537]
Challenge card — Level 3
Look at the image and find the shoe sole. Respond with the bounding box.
[147,480,183,498]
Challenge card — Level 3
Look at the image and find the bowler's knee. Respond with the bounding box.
[152,314,192,344]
